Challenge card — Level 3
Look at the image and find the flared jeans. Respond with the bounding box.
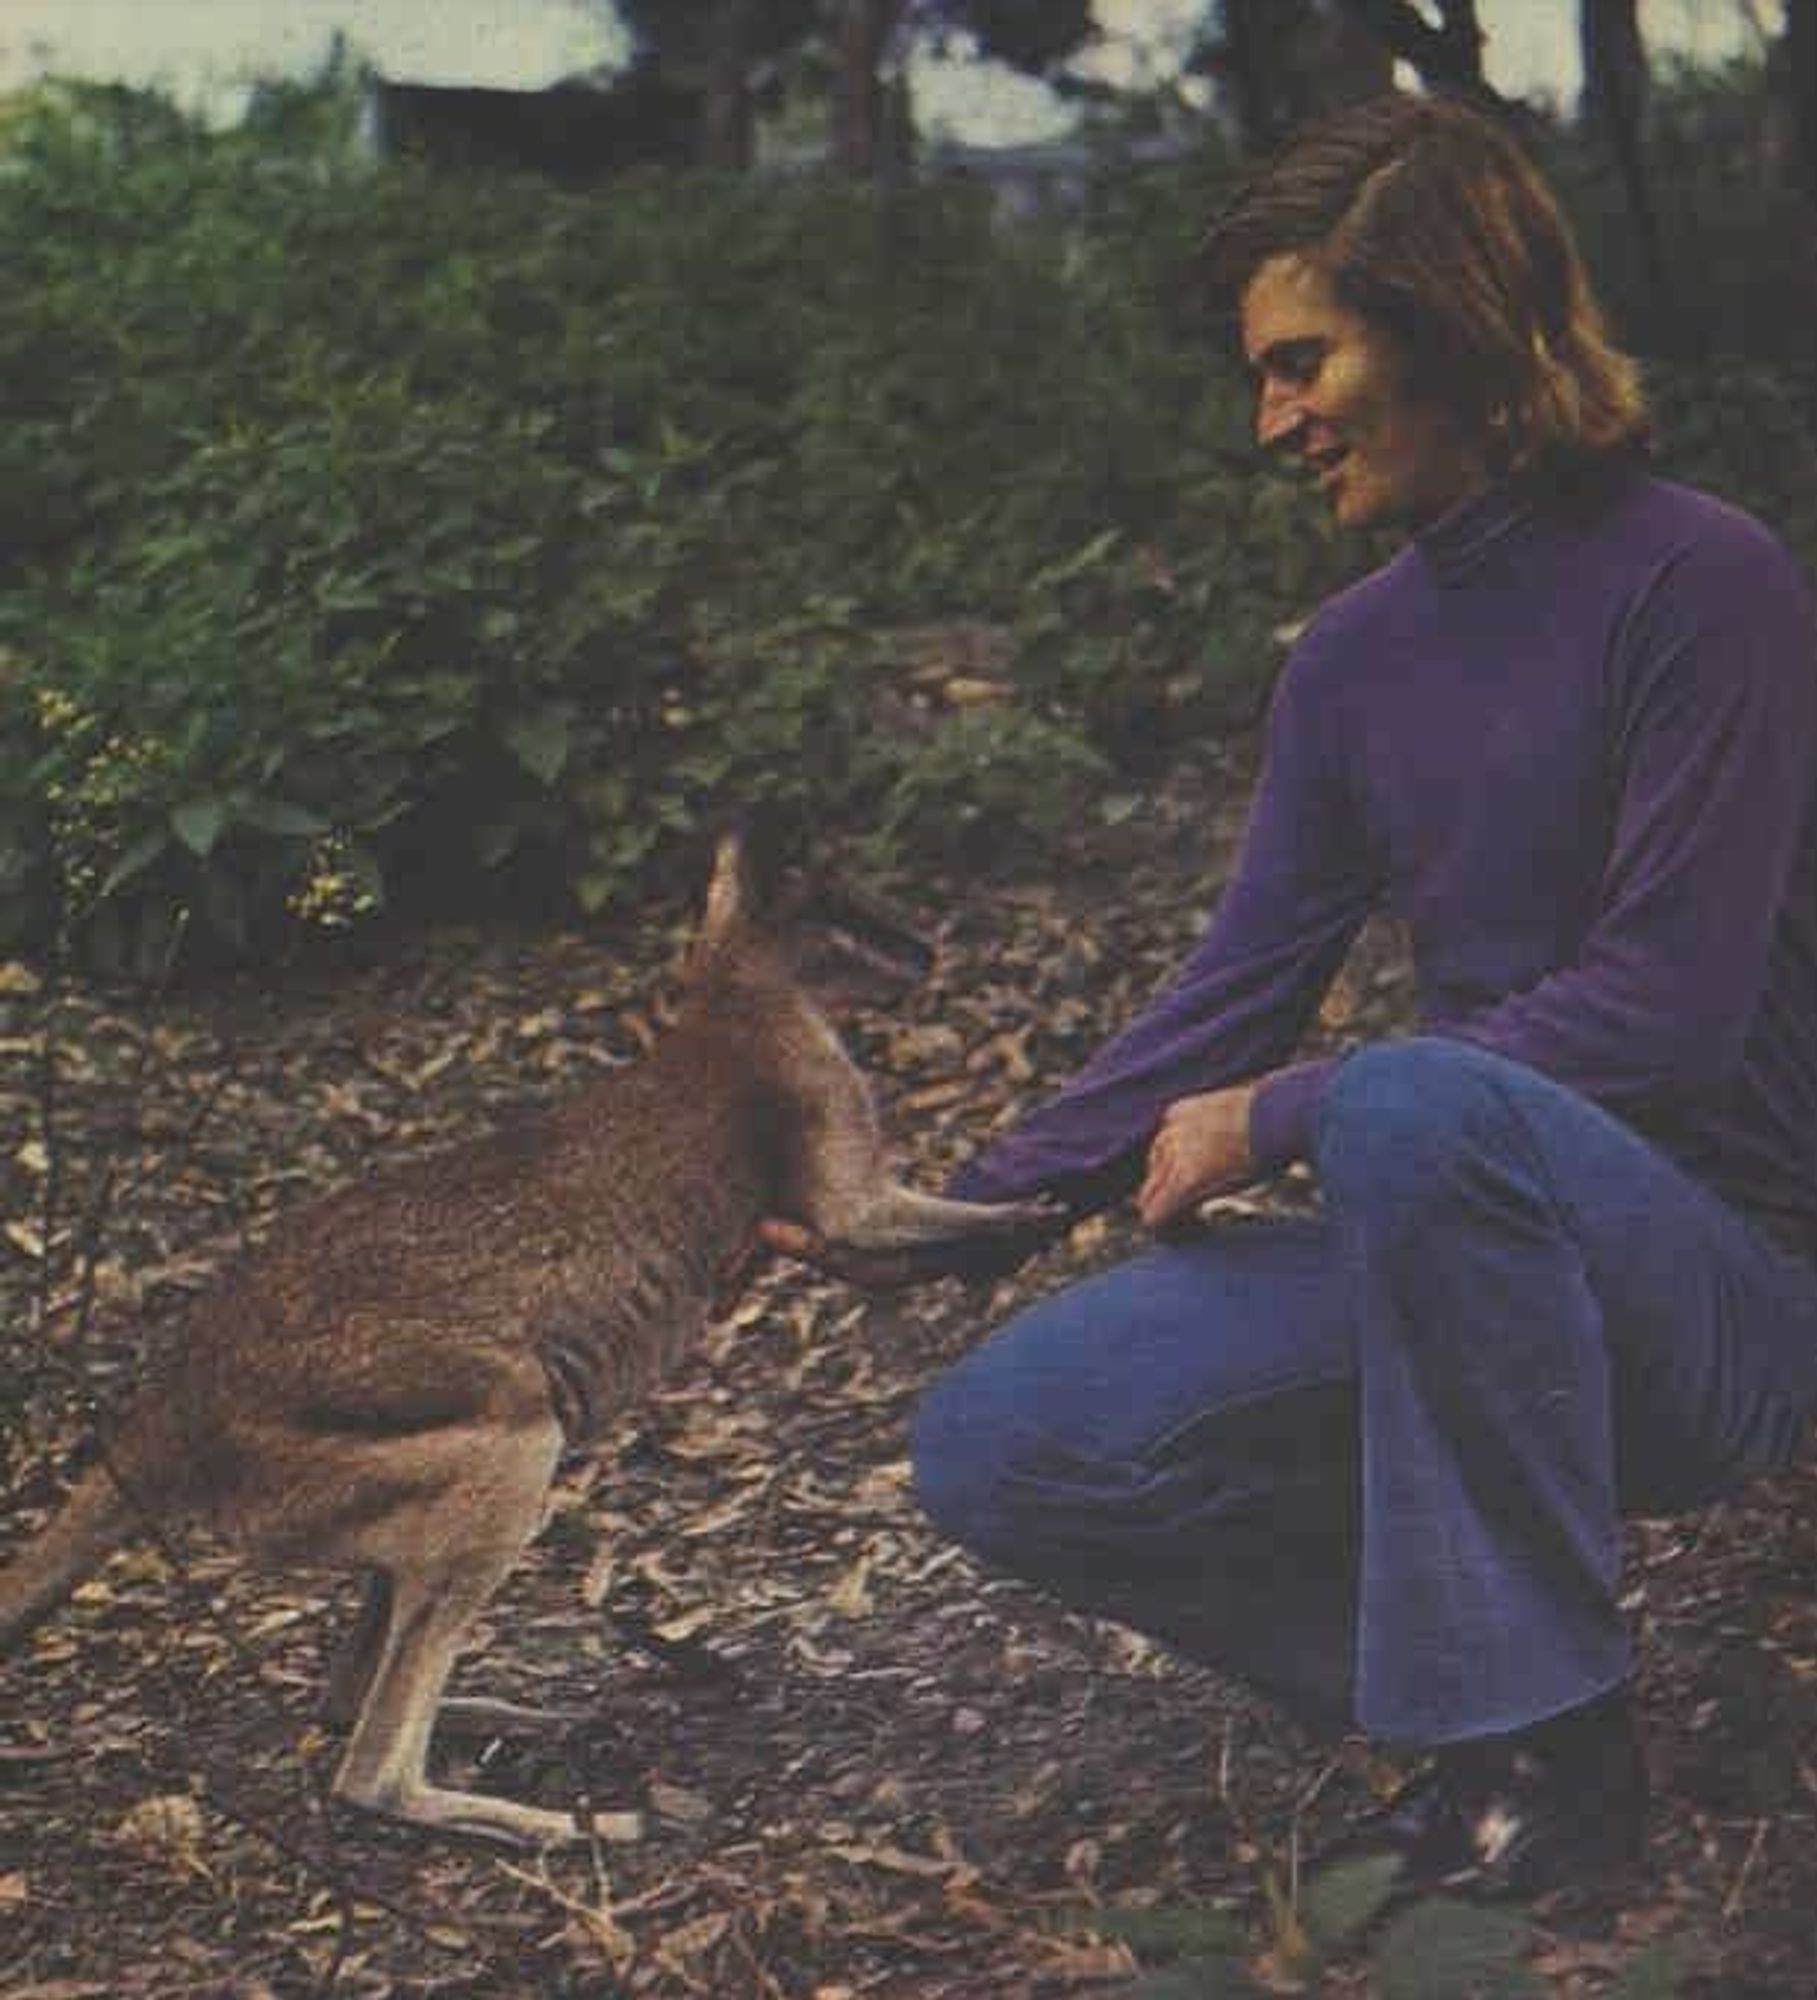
[912,1039,1817,1745]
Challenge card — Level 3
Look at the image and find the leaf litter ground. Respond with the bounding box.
[2,738,1815,1998]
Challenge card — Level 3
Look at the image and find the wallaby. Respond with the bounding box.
[0,831,1049,1849]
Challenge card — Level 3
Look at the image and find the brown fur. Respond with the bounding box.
[0,834,1044,1848]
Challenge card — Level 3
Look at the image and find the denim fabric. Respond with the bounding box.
[912,1038,1817,1747]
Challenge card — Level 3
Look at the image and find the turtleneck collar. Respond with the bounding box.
[1414,475,1545,585]
[1414,455,1642,586]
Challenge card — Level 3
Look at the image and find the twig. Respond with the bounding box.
[31,982,65,1336]
[1722,1816,1769,1921]
[496,1853,639,1973]
[196,1773,516,1975]
[1285,1750,1346,1906]
[725,1911,791,2000]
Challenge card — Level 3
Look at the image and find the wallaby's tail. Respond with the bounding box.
[0,1458,141,1650]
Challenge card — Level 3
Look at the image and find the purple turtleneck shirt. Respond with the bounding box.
[952,466,1817,1260]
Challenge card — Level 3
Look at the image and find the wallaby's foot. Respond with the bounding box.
[434,1695,595,1738]
[334,1773,642,1850]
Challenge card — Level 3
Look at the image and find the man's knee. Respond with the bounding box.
[1316,1037,1531,1220]
[909,1362,1013,1552]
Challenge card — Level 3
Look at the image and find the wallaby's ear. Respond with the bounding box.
[698,827,755,949]
[695,813,792,956]
[693,816,932,999]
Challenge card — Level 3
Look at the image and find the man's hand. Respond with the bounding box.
[756,1211,1057,1293]
[1136,1083,1259,1230]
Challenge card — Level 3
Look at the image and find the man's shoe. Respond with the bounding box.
[1324,1688,1647,1903]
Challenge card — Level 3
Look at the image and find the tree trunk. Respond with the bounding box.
[1313,6,1396,110]
[1579,0,1647,140]
[1213,0,1317,154]
[1333,0,1504,110]
[700,0,756,169]
[1220,0,1279,154]
[833,0,906,177]
[1578,0,1672,328]
[1781,0,1817,205]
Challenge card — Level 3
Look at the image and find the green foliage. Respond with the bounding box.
[1092,1898,1250,1963]
[1093,1896,1264,1998]
[1123,1961,1262,1999]
[1092,1860,1685,1999]
[1646,357,1817,571]
[1295,1852,1402,1947]
[2,68,1812,970]
[870,707,1110,866]
[1373,1898,1543,2000]
[0,85,1278,969]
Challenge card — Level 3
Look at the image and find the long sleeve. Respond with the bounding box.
[1444,522,1817,1113]
[950,473,1817,1254]
[949,635,1379,1208]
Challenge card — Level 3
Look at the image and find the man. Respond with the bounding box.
[769,93,1817,1898]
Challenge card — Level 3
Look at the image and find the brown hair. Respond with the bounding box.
[1199,92,1650,475]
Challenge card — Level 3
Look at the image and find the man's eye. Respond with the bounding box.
[1275,342,1325,387]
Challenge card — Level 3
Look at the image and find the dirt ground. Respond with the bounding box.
[3,738,1815,1998]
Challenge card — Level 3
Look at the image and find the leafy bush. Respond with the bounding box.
[0,86,1265,968]
[2,73,1813,971]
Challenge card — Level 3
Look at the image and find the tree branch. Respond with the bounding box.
[1333,0,1512,111]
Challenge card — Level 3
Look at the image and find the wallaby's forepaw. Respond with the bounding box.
[821,1185,1064,1256]
[761,1189,1066,1291]
[992,1193,1068,1231]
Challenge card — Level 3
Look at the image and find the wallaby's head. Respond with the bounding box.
[685,825,933,1008]
[681,826,935,1229]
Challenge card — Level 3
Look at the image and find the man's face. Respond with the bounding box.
[1239,253,1488,533]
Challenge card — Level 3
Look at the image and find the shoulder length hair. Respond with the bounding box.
[1199,92,1650,477]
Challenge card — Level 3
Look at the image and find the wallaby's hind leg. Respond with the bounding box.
[325,1571,391,1730]
[335,1562,585,1849]
[330,1421,615,1850]
[327,1572,579,1738]
[0,1463,137,1649]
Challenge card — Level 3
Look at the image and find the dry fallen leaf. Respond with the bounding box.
[825,1553,875,1619]
[650,1782,713,1828]
[4,1218,45,1259]
[653,1909,732,1965]
[9,734,1814,2000]
[111,1793,209,1875]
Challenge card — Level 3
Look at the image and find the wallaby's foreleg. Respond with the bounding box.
[819,1181,1057,1254]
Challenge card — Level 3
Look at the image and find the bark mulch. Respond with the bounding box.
[3,738,1814,1997]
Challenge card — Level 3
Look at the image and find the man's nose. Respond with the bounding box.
[1255,378,1307,452]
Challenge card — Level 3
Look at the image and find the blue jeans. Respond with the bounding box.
[912,1039,1817,1746]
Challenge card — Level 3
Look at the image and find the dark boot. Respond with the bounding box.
[1326,1686,1647,1901]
